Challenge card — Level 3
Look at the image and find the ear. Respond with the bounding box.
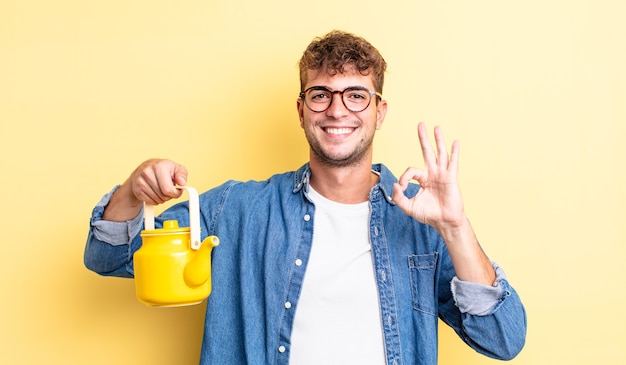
[297,98,305,127]
[375,99,387,130]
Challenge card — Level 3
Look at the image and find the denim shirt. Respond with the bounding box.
[84,163,526,365]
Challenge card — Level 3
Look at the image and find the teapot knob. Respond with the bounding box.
[163,220,179,230]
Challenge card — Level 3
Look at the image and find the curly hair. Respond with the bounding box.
[298,30,387,94]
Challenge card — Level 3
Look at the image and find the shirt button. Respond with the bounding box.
[295,259,303,266]
[303,214,311,222]
[284,302,292,309]
[278,345,286,353]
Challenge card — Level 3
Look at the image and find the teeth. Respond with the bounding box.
[325,127,353,135]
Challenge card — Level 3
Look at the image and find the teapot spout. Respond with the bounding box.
[183,235,219,287]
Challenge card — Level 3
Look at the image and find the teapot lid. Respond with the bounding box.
[141,220,190,236]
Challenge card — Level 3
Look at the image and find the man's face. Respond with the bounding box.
[297,67,387,168]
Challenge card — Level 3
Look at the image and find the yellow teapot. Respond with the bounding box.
[133,186,219,307]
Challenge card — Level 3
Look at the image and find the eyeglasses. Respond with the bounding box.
[299,86,382,113]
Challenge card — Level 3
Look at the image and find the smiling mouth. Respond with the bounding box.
[324,127,355,135]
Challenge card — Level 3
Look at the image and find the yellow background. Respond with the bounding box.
[1,1,624,364]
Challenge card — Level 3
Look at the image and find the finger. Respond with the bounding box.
[131,177,163,205]
[417,122,436,167]
[434,125,449,168]
[133,160,180,204]
[153,161,184,199]
[449,140,460,175]
[132,164,166,204]
[173,164,188,187]
[398,167,426,188]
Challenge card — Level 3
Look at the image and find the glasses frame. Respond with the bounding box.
[299,86,383,113]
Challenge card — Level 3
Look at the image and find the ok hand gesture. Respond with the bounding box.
[391,123,466,233]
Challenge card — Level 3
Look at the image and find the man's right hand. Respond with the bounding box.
[102,159,188,222]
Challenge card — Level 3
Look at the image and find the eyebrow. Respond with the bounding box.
[306,85,370,91]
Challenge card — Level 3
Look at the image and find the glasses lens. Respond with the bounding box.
[342,88,371,112]
[305,88,332,112]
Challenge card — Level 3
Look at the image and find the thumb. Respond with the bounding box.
[392,182,411,214]
[173,164,188,186]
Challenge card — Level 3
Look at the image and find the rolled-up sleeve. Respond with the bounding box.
[90,185,144,246]
[84,185,143,277]
[450,261,508,316]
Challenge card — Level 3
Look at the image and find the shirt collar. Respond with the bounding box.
[292,163,396,206]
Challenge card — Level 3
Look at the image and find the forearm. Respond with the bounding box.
[102,180,144,222]
[437,216,495,285]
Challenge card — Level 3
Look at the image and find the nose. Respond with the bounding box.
[325,92,350,118]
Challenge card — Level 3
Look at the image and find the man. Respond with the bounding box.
[85,30,526,364]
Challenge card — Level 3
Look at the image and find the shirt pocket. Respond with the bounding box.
[408,253,438,316]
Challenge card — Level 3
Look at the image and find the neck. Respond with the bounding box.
[308,159,379,204]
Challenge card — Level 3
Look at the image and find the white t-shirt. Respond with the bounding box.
[289,187,386,364]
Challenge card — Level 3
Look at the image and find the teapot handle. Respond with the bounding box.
[143,186,202,250]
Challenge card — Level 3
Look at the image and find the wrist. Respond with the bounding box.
[435,214,471,242]
[102,182,143,221]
